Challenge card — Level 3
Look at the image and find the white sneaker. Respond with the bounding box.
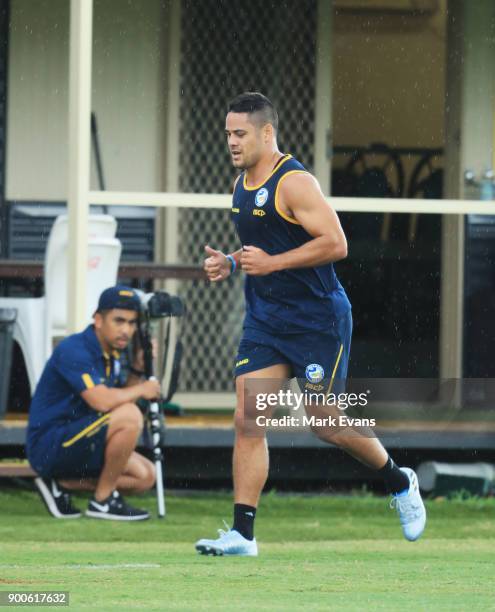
[390,467,426,541]
[195,525,258,556]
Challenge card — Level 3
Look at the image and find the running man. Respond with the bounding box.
[196,92,426,556]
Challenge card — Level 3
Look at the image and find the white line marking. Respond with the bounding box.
[66,563,161,569]
[0,563,161,570]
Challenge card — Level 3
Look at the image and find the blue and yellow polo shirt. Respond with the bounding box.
[26,325,125,454]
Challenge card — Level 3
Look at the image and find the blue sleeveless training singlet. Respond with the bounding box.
[232,154,351,334]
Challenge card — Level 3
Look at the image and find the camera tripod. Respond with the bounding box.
[137,292,184,518]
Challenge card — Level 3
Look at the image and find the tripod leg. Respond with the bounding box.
[148,396,166,518]
[155,458,166,518]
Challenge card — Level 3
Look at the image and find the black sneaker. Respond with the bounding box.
[86,491,150,521]
[34,476,82,519]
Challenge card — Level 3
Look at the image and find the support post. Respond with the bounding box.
[67,0,93,333]
[314,0,332,195]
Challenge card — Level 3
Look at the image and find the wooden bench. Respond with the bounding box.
[0,462,36,477]
[0,260,206,281]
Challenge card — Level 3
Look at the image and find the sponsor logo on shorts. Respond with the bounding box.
[255,188,269,207]
[236,358,250,367]
[305,363,325,384]
[304,382,325,391]
[253,209,266,217]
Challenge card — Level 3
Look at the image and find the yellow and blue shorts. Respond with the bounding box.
[28,412,109,479]
[234,310,352,393]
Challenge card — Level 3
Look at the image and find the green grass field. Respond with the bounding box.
[1,487,495,611]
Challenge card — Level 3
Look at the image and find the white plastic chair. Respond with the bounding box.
[0,214,121,393]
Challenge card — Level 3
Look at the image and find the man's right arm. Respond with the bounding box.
[81,380,160,413]
[204,246,242,281]
[204,176,243,282]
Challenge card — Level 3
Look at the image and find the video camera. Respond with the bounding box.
[138,291,185,319]
[134,289,185,518]
[134,291,185,394]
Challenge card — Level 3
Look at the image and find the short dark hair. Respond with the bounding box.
[227,92,279,132]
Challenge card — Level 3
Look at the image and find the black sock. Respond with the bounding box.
[233,503,256,540]
[377,457,410,494]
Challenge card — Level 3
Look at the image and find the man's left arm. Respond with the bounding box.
[240,173,348,276]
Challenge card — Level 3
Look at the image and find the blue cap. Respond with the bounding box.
[96,285,141,313]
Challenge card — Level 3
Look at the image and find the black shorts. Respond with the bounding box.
[29,412,109,479]
[234,310,352,393]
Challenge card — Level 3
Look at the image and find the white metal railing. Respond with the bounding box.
[88,191,495,215]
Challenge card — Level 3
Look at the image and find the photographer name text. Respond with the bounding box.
[255,415,376,427]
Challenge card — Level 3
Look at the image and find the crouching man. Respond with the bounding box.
[26,286,160,521]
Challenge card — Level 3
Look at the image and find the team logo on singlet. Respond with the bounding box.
[255,188,269,207]
[305,363,325,384]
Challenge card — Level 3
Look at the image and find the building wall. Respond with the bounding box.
[6,0,167,201]
[333,1,446,151]
[4,0,449,199]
